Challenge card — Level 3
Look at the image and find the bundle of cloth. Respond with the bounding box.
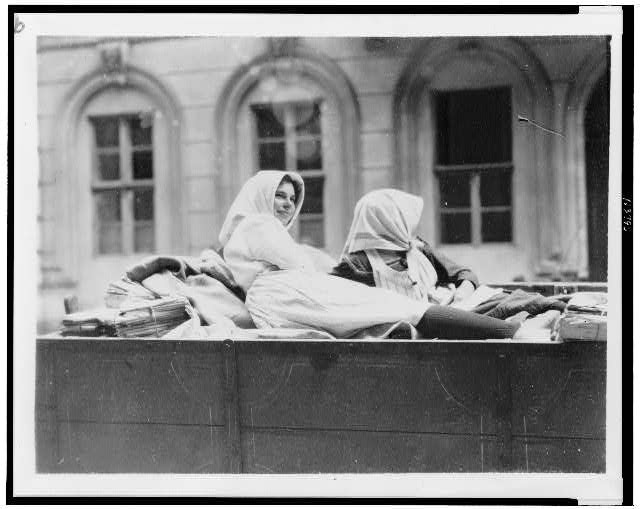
[121,249,254,331]
[117,240,345,339]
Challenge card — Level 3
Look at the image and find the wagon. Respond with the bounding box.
[35,282,607,474]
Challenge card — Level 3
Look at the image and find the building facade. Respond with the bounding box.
[36,36,610,331]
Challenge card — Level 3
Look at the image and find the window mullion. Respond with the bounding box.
[91,128,99,184]
[120,119,134,254]
[119,119,131,183]
[470,173,481,246]
[284,106,296,172]
[122,191,134,254]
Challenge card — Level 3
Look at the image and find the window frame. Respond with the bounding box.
[433,86,514,247]
[434,162,513,246]
[89,113,155,256]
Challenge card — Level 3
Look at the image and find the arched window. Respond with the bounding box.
[433,86,513,245]
[215,48,360,256]
[52,56,182,305]
[244,86,332,248]
[394,38,553,282]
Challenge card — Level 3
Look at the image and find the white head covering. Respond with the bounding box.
[342,189,438,298]
[218,171,305,246]
[342,189,423,255]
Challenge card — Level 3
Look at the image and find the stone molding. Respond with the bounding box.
[562,43,609,277]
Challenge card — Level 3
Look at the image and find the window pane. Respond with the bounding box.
[299,215,325,248]
[132,150,153,179]
[95,190,121,221]
[134,222,155,252]
[97,153,120,180]
[128,115,153,146]
[439,173,471,208]
[436,87,512,165]
[440,212,471,244]
[481,211,512,242]
[295,102,321,135]
[134,188,154,220]
[296,140,322,171]
[95,189,122,254]
[93,117,119,148]
[481,170,511,207]
[300,176,324,214]
[98,223,122,254]
[258,142,285,170]
[253,105,285,138]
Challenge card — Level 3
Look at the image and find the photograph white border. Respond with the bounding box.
[11,8,624,503]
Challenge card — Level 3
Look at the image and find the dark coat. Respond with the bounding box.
[330,241,566,319]
[330,236,479,290]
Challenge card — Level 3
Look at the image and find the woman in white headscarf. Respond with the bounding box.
[334,189,477,304]
[332,189,566,323]
[220,171,529,339]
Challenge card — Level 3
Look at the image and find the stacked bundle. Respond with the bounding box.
[556,292,607,342]
[105,277,160,308]
[114,296,193,338]
[61,296,193,338]
[61,308,118,337]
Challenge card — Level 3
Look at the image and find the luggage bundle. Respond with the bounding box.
[555,292,607,342]
[61,296,193,338]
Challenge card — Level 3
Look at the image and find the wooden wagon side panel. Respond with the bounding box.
[509,342,607,472]
[35,340,229,473]
[35,338,607,474]
[234,342,507,473]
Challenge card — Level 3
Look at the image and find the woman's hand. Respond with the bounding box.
[452,280,475,303]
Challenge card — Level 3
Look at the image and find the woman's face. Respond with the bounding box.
[273,180,296,226]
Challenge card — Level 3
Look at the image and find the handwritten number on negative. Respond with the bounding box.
[623,198,632,232]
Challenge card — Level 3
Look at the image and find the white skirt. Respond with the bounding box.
[245,269,427,337]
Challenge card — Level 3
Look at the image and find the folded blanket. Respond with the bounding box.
[125,250,244,300]
[197,249,245,299]
[472,288,567,320]
[126,255,188,282]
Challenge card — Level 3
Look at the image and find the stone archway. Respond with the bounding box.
[53,53,183,283]
[393,37,554,282]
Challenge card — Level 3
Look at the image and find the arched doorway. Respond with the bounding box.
[584,73,610,281]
